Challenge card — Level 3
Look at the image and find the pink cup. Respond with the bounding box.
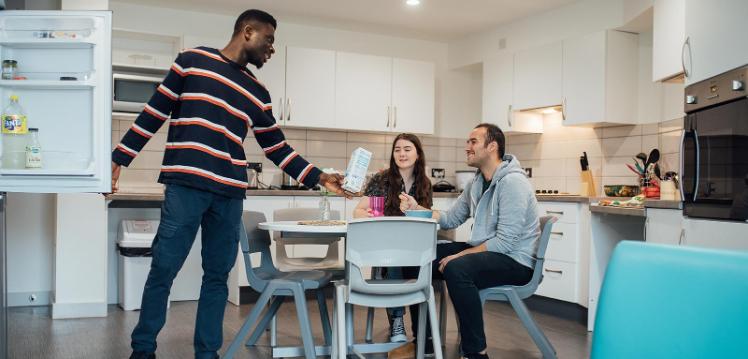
[369,196,385,217]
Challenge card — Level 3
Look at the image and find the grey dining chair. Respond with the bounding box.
[223,211,333,359]
[332,217,444,359]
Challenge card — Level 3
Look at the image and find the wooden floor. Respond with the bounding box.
[9,299,591,358]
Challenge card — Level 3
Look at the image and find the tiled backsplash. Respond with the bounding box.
[112,114,683,194]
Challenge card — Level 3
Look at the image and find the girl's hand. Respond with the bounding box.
[399,192,418,212]
[366,208,374,217]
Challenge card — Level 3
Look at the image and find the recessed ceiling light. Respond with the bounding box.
[406,0,421,6]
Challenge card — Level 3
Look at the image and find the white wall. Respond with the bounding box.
[109,1,476,139]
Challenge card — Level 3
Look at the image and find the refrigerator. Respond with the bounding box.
[0,11,112,358]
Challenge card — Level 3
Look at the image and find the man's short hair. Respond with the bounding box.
[233,9,277,37]
[474,123,505,158]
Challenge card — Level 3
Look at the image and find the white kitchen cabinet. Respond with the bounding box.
[335,51,392,132]
[336,52,435,134]
[681,218,748,251]
[391,58,435,134]
[562,30,638,126]
[645,208,684,246]
[482,53,543,133]
[113,28,181,71]
[535,201,590,307]
[284,47,336,129]
[253,44,287,123]
[652,0,685,81]
[684,0,748,85]
[513,42,563,111]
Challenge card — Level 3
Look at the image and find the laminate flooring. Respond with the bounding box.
[9,299,591,358]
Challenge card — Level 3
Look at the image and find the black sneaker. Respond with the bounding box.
[129,352,155,359]
[463,353,489,359]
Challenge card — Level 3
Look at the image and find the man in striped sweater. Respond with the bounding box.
[112,10,347,359]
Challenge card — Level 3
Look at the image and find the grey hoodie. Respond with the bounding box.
[438,154,540,268]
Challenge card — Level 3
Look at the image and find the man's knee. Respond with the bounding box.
[441,257,472,282]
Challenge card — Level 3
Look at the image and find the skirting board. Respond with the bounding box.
[8,291,52,307]
[52,301,108,319]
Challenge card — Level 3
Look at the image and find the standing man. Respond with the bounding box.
[112,10,347,359]
[400,123,540,359]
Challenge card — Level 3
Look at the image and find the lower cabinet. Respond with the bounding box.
[645,208,684,246]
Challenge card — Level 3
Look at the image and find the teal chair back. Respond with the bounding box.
[591,241,748,358]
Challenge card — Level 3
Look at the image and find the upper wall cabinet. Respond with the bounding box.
[652,0,685,81]
[391,58,435,134]
[562,30,639,126]
[513,42,563,110]
[283,47,336,129]
[336,52,435,134]
[684,0,748,85]
[482,53,543,133]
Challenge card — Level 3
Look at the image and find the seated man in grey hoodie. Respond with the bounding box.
[400,123,540,359]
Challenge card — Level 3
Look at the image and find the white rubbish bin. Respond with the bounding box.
[118,220,203,311]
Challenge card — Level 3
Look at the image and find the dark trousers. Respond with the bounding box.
[131,184,243,359]
[404,242,533,355]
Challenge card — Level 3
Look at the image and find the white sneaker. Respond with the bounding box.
[390,316,408,343]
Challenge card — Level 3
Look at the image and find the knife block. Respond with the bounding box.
[579,169,597,197]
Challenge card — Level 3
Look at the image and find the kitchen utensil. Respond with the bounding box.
[635,152,647,166]
[246,168,259,189]
[654,163,661,179]
[645,149,660,167]
[455,170,474,192]
[281,172,300,189]
[626,164,643,177]
[660,180,677,200]
[580,152,589,171]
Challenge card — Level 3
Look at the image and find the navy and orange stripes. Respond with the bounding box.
[112,47,321,199]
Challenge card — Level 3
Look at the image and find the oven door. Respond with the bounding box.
[682,97,748,221]
[112,73,161,113]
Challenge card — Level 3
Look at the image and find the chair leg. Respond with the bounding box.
[224,289,274,359]
[291,285,317,359]
[270,315,277,347]
[506,291,557,359]
[331,292,338,359]
[437,282,448,347]
[335,284,347,359]
[427,287,444,359]
[245,296,284,346]
[316,289,333,345]
[365,307,375,343]
[346,303,354,348]
[416,302,427,359]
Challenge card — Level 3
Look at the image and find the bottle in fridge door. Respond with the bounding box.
[1,94,27,169]
[0,11,112,193]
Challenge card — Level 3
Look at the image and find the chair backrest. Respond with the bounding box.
[240,211,278,292]
[345,217,438,295]
[517,216,557,293]
[591,241,748,358]
[273,207,342,245]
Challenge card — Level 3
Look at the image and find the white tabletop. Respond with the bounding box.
[258,221,347,234]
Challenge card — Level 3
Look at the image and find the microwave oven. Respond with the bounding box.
[112,72,163,113]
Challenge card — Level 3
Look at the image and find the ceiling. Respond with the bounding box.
[122,0,579,41]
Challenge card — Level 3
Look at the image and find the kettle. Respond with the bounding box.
[246,162,261,189]
[282,172,300,189]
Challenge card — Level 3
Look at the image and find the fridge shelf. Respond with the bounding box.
[0,168,95,177]
[0,79,94,89]
[0,39,95,49]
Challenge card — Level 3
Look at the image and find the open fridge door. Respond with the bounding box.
[0,11,111,193]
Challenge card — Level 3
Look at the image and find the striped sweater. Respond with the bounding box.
[112,47,322,199]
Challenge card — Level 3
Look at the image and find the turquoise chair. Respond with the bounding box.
[591,241,748,358]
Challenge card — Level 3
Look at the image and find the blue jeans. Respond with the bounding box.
[383,267,405,318]
[131,184,243,358]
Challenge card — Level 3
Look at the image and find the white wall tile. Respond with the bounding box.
[131,151,163,170]
[347,132,386,144]
[280,128,307,140]
[347,142,387,160]
[641,134,659,153]
[642,123,659,135]
[602,136,642,158]
[307,129,344,141]
[660,130,682,154]
[602,125,641,138]
[659,118,683,133]
[308,140,347,157]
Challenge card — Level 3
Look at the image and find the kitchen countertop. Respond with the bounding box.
[589,204,646,217]
[644,199,683,210]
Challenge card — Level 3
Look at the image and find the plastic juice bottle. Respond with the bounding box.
[2,95,28,169]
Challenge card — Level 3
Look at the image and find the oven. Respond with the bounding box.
[682,65,748,221]
[113,72,163,113]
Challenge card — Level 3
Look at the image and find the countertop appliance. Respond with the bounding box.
[455,170,475,192]
[682,64,748,221]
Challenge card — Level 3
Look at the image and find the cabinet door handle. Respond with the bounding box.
[561,97,567,121]
[386,106,391,128]
[550,231,564,236]
[507,104,513,128]
[393,106,397,128]
[681,36,691,78]
[286,98,291,122]
[278,97,284,123]
[546,210,564,216]
[678,228,686,245]
[544,268,563,275]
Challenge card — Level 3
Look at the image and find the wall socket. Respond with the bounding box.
[524,167,533,178]
[247,162,262,173]
[431,168,445,178]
